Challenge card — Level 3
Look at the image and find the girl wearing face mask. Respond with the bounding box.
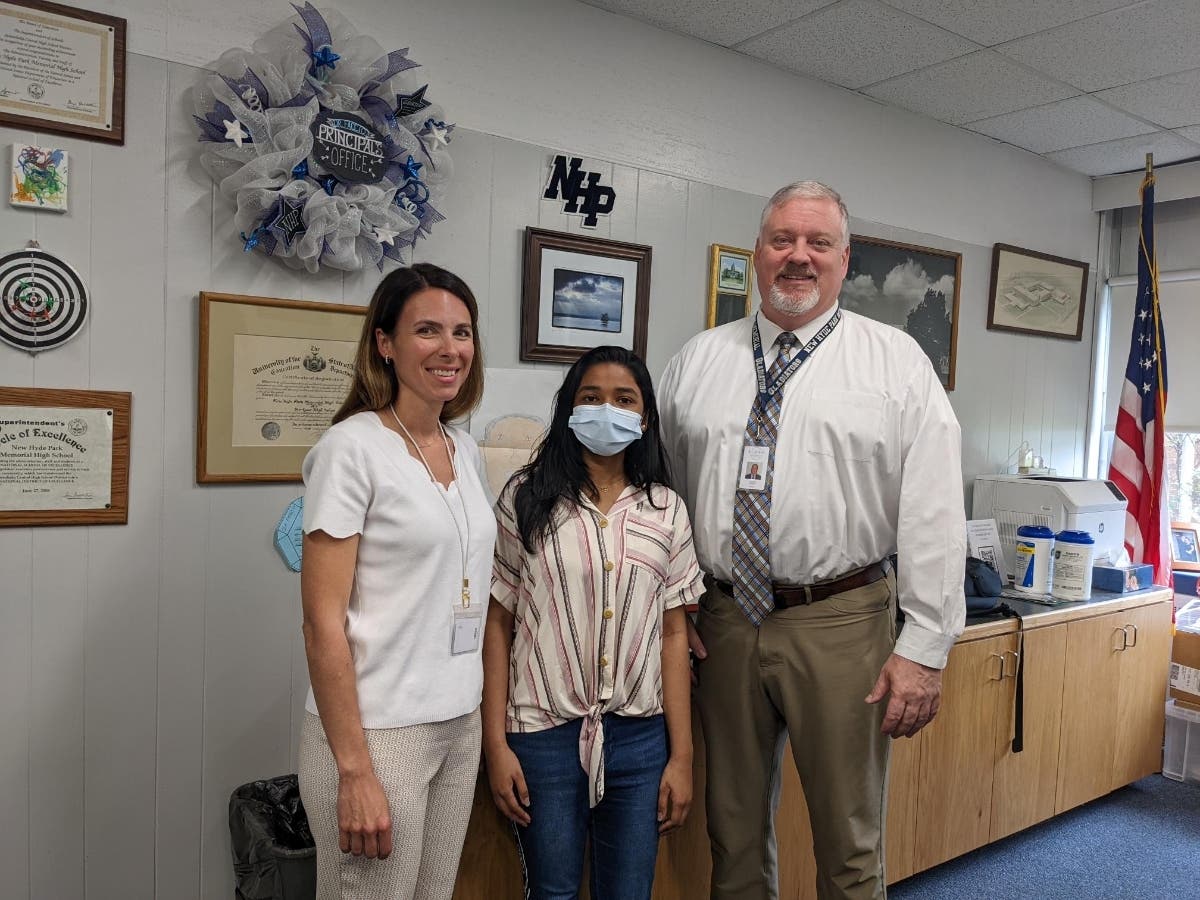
[482,346,703,900]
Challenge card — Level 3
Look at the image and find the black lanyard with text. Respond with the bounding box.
[750,309,842,408]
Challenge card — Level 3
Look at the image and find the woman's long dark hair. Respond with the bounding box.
[512,346,672,553]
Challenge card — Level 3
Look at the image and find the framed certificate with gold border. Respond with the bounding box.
[197,292,366,484]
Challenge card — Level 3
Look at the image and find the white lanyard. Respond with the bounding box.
[389,404,472,608]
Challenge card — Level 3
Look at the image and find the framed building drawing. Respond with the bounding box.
[987,243,1089,341]
[708,243,753,328]
[845,234,962,390]
[197,292,365,483]
[520,227,651,363]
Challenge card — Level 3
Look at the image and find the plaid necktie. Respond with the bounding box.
[731,331,798,625]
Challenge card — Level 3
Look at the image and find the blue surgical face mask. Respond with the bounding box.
[568,403,644,456]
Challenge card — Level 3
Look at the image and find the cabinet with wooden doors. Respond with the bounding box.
[912,632,1018,871]
[1055,600,1173,813]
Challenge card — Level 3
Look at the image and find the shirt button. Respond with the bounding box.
[604,560,614,572]
[599,656,609,667]
[603,609,614,620]
[599,518,609,528]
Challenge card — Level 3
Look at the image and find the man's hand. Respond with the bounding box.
[865,653,943,738]
[685,615,707,686]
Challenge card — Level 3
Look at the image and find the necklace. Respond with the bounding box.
[389,403,473,608]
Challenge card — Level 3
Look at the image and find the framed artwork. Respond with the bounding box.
[0,1,127,144]
[198,292,366,483]
[987,243,1089,341]
[10,144,68,210]
[1171,522,1200,573]
[707,243,753,328]
[845,234,962,390]
[521,227,651,363]
[0,386,130,526]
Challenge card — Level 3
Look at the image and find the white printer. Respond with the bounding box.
[971,475,1128,581]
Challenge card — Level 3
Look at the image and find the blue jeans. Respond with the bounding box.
[507,714,667,900]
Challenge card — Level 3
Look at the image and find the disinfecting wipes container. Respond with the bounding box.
[1052,530,1095,601]
[1013,525,1055,594]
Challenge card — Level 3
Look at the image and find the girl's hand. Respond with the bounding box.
[485,744,532,826]
[656,757,693,834]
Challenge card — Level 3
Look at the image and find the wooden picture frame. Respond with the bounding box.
[707,243,753,329]
[987,243,1089,341]
[521,227,651,363]
[0,1,127,145]
[197,292,366,484]
[846,234,962,390]
[1171,521,1200,573]
[0,386,130,526]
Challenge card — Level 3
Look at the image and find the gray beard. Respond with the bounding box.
[768,282,820,317]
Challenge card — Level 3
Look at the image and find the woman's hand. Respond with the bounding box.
[485,743,531,826]
[336,769,393,858]
[656,756,693,834]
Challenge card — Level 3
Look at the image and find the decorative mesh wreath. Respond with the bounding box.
[193,2,454,272]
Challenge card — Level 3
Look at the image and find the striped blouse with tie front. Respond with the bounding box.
[492,480,704,807]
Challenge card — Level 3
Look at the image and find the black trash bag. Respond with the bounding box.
[229,774,316,900]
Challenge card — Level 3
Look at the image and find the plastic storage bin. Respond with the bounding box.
[1162,700,1200,784]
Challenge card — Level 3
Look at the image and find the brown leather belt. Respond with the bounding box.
[715,562,888,610]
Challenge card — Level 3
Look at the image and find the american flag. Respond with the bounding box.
[1108,163,1170,586]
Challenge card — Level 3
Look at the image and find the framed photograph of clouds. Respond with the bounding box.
[707,244,754,329]
[844,234,962,390]
[521,227,651,363]
[987,243,1089,341]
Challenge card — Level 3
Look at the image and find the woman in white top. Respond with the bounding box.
[483,346,704,900]
[298,263,496,900]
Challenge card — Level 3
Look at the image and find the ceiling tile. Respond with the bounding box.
[865,51,1077,125]
[966,95,1154,154]
[1172,126,1200,144]
[997,0,1200,92]
[578,0,836,47]
[1094,69,1200,129]
[1045,131,1200,177]
[736,0,979,90]
[878,0,1135,46]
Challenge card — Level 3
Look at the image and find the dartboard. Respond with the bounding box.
[0,247,88,353]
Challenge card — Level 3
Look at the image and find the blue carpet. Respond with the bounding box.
[889,775,1200,900]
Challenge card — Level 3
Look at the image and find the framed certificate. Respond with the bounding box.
[0,386,130,526]
[0,1,127,144]
[198,292,366,483]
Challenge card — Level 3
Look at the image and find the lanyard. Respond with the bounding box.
[751,309,841,408]
[389,405,473,608]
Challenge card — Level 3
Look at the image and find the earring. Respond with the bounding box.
[383,356,392,366]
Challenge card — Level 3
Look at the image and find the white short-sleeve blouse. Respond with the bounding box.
[302,410,497,728]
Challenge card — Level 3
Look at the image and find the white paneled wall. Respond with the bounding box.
[0,22,1098,900]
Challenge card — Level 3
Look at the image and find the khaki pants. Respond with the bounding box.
[695,575,896,900]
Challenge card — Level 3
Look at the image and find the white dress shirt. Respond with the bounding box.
[659,305,966,668]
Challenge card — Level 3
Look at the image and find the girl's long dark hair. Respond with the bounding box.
[512,346,672,553]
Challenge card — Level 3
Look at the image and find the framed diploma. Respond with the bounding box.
[198,292,366,484]
[0,386,130,526]
[0,1,127,144]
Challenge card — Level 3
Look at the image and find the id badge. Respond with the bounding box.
[451,605,483,655]
[738,445,770,492]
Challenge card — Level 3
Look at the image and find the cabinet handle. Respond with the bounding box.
[1113,627,1128,651]
[990,652,1005,680]
[1124,623,1138,648]
[1003,650,1020,678]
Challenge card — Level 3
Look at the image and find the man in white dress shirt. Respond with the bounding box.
[659,181,966,900]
